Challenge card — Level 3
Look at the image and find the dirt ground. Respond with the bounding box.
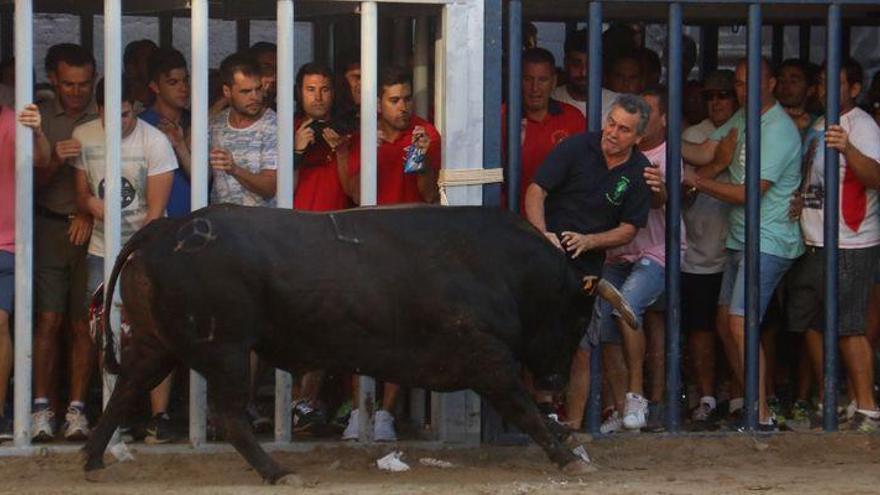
[0,433,877,495]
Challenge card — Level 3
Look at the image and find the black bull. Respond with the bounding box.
[83,204,636,484]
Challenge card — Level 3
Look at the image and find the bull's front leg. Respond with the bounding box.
[479,372,596,476]
[200,352,301,486]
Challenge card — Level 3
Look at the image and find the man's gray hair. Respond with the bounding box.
[610,94,652,135]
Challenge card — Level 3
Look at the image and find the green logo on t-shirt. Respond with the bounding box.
[606,176,630,206]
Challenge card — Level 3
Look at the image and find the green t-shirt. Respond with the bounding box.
[710,103,805,259]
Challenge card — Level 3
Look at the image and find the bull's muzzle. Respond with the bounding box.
[583,276,639,330]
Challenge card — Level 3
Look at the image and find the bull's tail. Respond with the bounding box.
[100,218,176,375]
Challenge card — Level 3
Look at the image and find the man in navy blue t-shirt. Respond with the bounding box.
[140,47,192,219]
[524,93,652,431]
[136,47,192,443]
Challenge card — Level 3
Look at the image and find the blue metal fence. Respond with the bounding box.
[498,0,848,436]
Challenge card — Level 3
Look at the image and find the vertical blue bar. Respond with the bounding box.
[585,0,604,436]
[482,0,505,444]
[744,2,762,432]
[823,3,841,433]
[484,0,503,207]
[587,2,603,132]
[665,2,683,434]
[507,0,522,213]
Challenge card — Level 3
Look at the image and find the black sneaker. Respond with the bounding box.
[722,408,744,431]
[0,415,12,442]
[145,413,176,444]
[292,400,329,435]
[646,402,666,432]
[850,410,880,433]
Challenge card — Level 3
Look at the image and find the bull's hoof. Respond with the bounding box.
[561,459,597,477]
[85,463,124,483]
[273,473,304,487]
[563,431,593,449]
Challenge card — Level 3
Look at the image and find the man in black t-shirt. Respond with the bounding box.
[524,93,652,431]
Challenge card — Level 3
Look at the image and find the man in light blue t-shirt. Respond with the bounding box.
[682,57,803,430]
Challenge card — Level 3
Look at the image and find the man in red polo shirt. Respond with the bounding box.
[288,63,354,436]
[340,66,440,205]
[293,62,352,211]
[336,66,440,441]
[504,48,585,212]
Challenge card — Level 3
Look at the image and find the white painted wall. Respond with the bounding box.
[21,14,312,85]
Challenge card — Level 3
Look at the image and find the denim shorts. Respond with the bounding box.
[582,257,666,346]
[718,249,794,321]
[0,250,13,314]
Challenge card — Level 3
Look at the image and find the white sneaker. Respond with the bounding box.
[845,400,858,423]
[623,393,648,430]
[600,410,623,435]
[342,408,359,441]
[32,409,55,442]
[691,397,717,422]
[373,409,397,442]
[63,406,90,441]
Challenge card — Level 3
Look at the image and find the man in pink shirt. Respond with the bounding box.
[0,103,52,440]
[589,86,684,433]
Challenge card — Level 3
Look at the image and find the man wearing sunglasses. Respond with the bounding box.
[679,70,738,429]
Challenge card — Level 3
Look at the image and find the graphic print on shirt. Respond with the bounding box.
[606,176,631,206]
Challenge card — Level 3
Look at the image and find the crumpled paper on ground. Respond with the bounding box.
[419,457,455,469]
[376,451,410,472]
[109,441,135,462]
[571,445,591,464]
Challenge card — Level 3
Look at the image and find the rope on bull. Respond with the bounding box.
[437,168,504,206]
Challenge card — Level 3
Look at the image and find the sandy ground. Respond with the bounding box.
[0,433,878,495]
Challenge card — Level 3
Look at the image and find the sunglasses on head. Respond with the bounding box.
[702,90,734,101]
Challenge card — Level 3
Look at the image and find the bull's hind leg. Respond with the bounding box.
[478,368,595,476]
[83,343,176,476]
[200,353,299,485]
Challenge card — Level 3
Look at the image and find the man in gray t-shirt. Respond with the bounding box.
[208,52,278,207]
[679,69,738,427]
[32,43,99,443]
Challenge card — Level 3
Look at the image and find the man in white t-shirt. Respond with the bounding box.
[550,29,618,126]
[73,78,176,442]
[786,59,880,432]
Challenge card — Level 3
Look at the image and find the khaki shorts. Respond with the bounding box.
[33,215,88,319]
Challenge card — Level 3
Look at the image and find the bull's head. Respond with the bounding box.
[529,276,639,393]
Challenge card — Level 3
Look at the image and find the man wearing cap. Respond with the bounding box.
[680,70,739,427]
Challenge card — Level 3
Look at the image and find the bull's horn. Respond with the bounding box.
[595,279,639,330]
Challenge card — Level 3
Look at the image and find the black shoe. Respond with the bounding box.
[145,413,176,444]
[736,416,780,433]
[723,408,744,431]
[646,402,666,432]
[0,415,12,442]
[292,400,329,436]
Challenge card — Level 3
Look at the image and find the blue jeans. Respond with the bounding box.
[718,249,794,321]
[0,250,13,314]
[585,257,666,346]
